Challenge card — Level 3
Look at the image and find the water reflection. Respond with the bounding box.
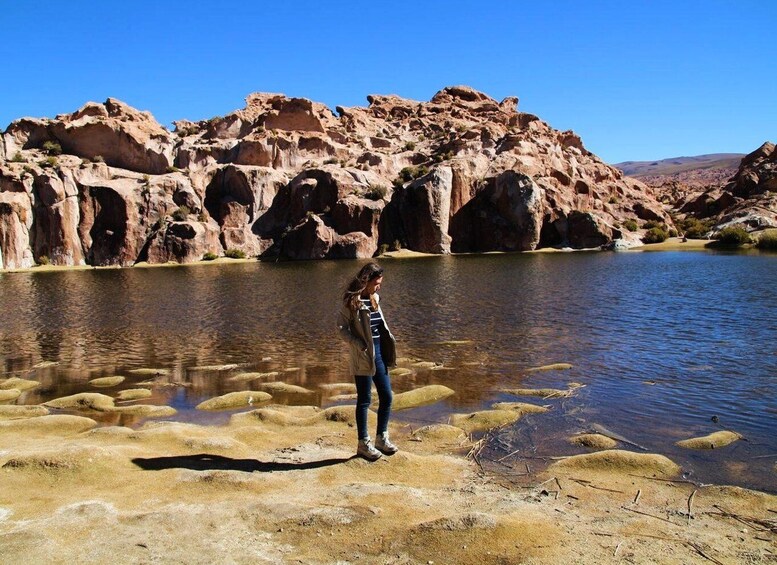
[1,251,776,492]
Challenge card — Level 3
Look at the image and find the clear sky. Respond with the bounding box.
[2,1,774,163]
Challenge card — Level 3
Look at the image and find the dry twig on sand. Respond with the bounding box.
[621,505,675,525]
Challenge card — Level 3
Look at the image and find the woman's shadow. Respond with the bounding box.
[132,453,355,473]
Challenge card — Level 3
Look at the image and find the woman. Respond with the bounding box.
[336,262,398,461]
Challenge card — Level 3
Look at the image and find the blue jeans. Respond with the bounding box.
[355,337,393,440]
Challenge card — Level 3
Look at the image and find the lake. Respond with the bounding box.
[1,250,775,492]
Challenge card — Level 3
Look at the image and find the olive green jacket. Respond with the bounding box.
[336,293,397,376]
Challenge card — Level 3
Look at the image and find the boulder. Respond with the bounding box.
[144,220,222,264]
[391,167,453,253]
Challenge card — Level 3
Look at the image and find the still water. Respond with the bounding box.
[1,251,776,491]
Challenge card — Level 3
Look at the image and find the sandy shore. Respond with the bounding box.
[1,404,774,564]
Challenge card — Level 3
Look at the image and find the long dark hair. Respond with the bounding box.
[342,262,384,311]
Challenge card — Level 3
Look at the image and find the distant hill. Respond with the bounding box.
[614,154,745,177]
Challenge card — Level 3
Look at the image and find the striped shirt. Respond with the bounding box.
[360,297,384,339]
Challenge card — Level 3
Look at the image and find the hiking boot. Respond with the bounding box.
[357,438,382,461]
[375,432,399,455]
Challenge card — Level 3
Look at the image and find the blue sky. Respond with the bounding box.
[3,1,774,163]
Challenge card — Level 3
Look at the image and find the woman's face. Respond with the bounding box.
[366,275,383,295]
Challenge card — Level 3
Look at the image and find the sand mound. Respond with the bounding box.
[676,430,742,449]
[228,371,280,382]
[491,402,549,414]
[502,387,570,398]
[570,433,617,449]
[256,382,313,394]
[391,385,455,410]
[389,368,413,377]
[411,424,467,442]
[0,415,98,435]
[89,376,126,387]
[0,405,50,420]
[229,404,359,428]
[44,393,116,411]
[0,389,21,402]
[526,363,573,372]
[195,391,272,410]
[449,409,524,432]
[550,449,681,477]
[435,340,473,346]
[115,389,152,401]
[0,378,41,391]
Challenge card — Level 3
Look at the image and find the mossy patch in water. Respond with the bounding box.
[89,376,126,388]
[676,430,742,450]
[319,383,357,394]
[44,393,116,411]
[0,405,50,420]
[570,433,617,450]
[111,405,177,417]
[0,389,22,402]
[449,409,524,432]
[502,387,571,398]
[491,402,549,414]
[256,382,313,394]
[526,363,573,372]
[127,368,170,377]
[115,389,153,401]
[411,424,467,442]
[389,368,413,377]
[550,449,681,477]
[411,361,439,369]
[188,364,240,372]
[435,340,473,346]
[196,391,272,410]
[228,371,280,382]
[0,378,41,392]
[391,385,455,411]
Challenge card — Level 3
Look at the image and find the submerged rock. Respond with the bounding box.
[0,405,50,420]
[449,409,524,432]
[676,430,742,450]
[570,433,617,450]
[550,449,681,477]
[89,376,126,387]
[115,388,153,401]
[0,378,41,391]
[195,391,272,410]
[390,385,455,411]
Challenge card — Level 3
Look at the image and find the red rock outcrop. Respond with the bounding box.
[644,142,777,233]
[0,87,678,269]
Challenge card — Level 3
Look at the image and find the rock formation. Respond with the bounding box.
[0,87,674,269]
[626,142,777,235]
